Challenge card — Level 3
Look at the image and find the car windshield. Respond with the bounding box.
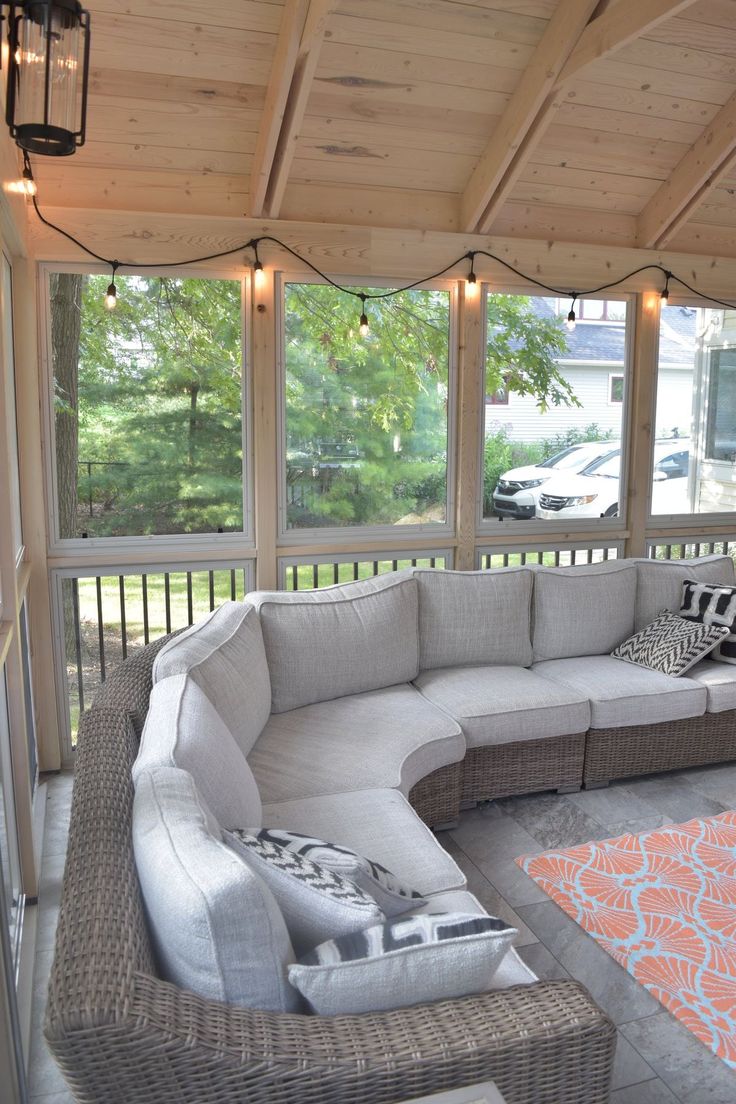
[579,449,621,478]
[538,446,582,469]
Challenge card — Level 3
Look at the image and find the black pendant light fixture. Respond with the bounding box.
[4,0,90,156]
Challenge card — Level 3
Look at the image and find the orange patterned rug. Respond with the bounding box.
[517,811,736,1067]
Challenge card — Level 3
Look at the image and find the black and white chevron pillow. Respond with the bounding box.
[611,609,729,676]
[680,579,736,665]
[224,829,384,956]
[289,912,517,1015]
[256,828,425,916]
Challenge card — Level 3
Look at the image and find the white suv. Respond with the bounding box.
[492,441,618,520]
[536,440,690,520]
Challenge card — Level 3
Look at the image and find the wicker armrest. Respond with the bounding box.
[46,706,614,1104]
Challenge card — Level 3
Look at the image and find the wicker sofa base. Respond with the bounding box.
[461,733,586,804]
[584,708,736,786]
[408,760,463,826]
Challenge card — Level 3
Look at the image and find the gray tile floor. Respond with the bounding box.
[27,763,736,1104]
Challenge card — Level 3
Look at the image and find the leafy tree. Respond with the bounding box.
[73,274,242,536]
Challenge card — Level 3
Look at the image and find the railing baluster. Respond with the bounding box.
[142,574,150,644]
[71,578,85,715]
[291,565,298,591]
[231,569,237,601]
[209,570,215,611]
[96,576,106,682]
[372,561,379,575]
[119,576,127,660]
[186,572,194,625]
[312,563,319,589]
[164,573,172,634]
[353,561,359,580]
[333,563,339,585]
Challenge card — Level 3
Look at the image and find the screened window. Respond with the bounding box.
[283,282,451,531]
[483,293,629,523]
[49,272,244,539]
[649,304,736,517]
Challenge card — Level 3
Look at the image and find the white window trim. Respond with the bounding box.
[38,261,255,557]
[476,288,635,537]
[608,372,624,405]
[276,271,457,547]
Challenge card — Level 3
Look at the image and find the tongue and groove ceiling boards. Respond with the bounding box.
[27,0,736,258]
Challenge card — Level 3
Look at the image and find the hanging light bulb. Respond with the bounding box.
[21,154,37,195]
[660,270,671,303]
[104,261,119,310]
[466,252,478,296]
[566,296,577,333]
[252,242,265,289]
[358,294,369,337]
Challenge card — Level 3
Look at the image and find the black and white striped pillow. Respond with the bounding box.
[289,912,517,1015]
[611,609,729,676]
[680,579,736,665]
[256,828,425,916]
[224,829,383,956]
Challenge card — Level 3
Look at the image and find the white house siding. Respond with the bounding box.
[654,368,696,439]
[486,364,624,444]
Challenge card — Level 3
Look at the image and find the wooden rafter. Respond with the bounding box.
[464,0,697,234]
[637,91,736,249]
[249,0,333,219]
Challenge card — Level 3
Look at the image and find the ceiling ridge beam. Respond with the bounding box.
[249,0,333,220]
[465,0,697,235]
[637,91,736,249]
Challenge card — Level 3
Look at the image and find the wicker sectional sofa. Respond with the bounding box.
[45,555,736,1104]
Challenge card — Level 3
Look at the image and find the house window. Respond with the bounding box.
[705,348,736,463]
[482,293,629,523]
[609,375,624,404]
[282,281,452,532]
[47,272,245,540]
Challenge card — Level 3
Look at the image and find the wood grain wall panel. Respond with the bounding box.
[317,40,524,94]
[88,70,267,111]
[582,57,736,103]
[84,103,260,155]
[510,180,645,215]
[536,124,689,179]
[565,80,722,126]
[280,181,461,231]
[615,34,736,82]
[306,91,502,139]
[555,102,705,145]
[288,149,475,192]
[641,13,736,57]
[30,167,251,217]
[298,117,490,158]
[63,141,251,176]
[520,163,660,200]
[86,0,284,33]
[336,0,549,44]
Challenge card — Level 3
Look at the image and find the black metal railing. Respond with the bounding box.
[282,554,448,591]
[60,564,253,739]
[648,539,736,561]
[478,545,620,569]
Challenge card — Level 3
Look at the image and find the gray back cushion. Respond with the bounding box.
[634,554,736,631]
[133,674,262,832]
[248,573,419,713]
[132,766,300,1011]
[532,560,638,662]
[153,601,271,756]
[415,568,533,670]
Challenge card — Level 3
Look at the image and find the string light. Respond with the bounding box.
[358,294,369,337]
[23,166,736,325]
[661,270,671,303]
[104,261,119,310]
[465,251,478,296]
[21,152,36,196]
[253,242,265,289]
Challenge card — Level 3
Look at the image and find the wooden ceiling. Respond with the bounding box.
[26,0,736,257]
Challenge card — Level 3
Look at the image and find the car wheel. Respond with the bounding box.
[603,504,619,518]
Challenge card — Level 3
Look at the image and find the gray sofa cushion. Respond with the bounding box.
[248,573,419,713]
[533,655,706,729]
[133,674,262,832]
[414,666,590,746]
[262,788,466,895]
[634,554,735,632]
[414,568,533,670]
[687,659,736,713]
[532,561,637,662]
[153,601,271,756]
[132,766,299,1012]
[248,683,464,803]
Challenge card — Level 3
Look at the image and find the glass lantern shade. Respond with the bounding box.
[5,0,90,156]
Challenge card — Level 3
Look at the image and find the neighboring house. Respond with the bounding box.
[487,298,696,443]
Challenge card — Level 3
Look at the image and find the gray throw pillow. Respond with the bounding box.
[224,829,384,956]
[611,609,729,676]
[256,828,426,916]
[289,912,516,1015]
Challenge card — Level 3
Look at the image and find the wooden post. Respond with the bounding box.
[251,266,279,589]
[624,291,661,558]
[454,282,484,570]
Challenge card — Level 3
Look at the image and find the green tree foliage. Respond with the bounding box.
[73,275,243,536]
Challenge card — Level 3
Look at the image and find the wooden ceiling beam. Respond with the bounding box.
[250,0,333,220]
[637,90,736,249]
[461,0,598,235]
[465,0,697,234]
